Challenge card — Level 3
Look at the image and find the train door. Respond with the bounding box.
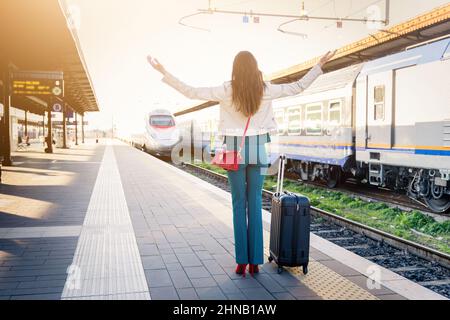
[366,70,394,151]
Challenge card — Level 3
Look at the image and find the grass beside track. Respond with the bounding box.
[195,163,450,255]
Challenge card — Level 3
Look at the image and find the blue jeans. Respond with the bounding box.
[225,134,269,265]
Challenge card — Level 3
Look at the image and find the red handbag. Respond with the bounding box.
[211,117,251,171]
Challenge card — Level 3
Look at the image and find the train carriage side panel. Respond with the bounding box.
[356,37,450,170]
[269,64,363,169]
[390,57,450,169]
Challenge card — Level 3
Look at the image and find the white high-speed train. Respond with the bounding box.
[133,109,181,157]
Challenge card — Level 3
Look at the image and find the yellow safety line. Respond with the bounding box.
[263,235,378,300]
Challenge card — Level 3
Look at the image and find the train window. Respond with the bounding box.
[150,115,175,127]
[274,110,284,126]
[287,107,301,135]
[374,85,385,121]
[274,110,285,135]
[200,122,205,133]
[328,101,341,126]
[306,103,323,135]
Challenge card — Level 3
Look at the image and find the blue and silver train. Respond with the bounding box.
[177,36,450,213]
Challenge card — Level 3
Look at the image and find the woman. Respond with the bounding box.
[148,50,335,276]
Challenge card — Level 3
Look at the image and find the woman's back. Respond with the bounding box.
[161,64,323,136]
[148,50,336,276]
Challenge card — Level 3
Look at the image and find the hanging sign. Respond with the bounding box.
[53,103,63,113]
[11,71,64,97]
[66,110,74,119]
[52,121,88,126]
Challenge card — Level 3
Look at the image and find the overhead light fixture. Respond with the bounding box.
[300,1,308,18]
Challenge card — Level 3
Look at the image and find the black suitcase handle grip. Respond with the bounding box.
[276,155,286,195]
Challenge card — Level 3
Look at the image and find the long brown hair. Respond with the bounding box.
[231,51,265,117]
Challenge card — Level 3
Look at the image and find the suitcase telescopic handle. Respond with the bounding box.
[276,156,282,194]
[276,155,286,195]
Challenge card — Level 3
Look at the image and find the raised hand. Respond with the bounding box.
[147,55,166,75]
[319,50,337,67]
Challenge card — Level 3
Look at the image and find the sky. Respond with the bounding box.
[64,0,450,136]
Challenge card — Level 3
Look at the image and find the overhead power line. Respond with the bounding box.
[178,0,390,35]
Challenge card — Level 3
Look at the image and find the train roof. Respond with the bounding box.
[298,63,363,96]
[273,63,363,108]
[359,35,450,76]
[148,109,174,117]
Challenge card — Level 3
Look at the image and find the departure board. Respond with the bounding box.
[11,71,64,97]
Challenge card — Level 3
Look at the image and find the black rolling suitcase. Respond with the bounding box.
[269,155,311,274]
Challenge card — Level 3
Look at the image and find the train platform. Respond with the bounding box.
[0,140,446,300]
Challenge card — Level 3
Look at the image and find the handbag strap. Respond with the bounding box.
[238,117,251,152]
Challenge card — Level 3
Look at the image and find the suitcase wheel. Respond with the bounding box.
[277,266,284,274]
[268,256,274,263]
[302,265,308,275]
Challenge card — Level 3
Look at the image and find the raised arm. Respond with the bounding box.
[147,56,227,102]
[267,50,336,100]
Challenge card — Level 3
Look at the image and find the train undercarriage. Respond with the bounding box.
[290,161,345,189]
[289,160,450,214]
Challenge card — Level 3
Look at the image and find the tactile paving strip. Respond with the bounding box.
[263,233,378,300]
[288,261,378,300]
[62,144,150,300]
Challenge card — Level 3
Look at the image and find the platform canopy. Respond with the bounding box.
[0,0,98,115]
[174,3,450,117]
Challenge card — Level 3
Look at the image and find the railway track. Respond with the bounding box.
[126,139,448,218]
[179,162,450,298]
[284,172,449,221]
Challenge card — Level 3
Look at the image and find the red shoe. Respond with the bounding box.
[249,264,259,276]
[235,264,247,277]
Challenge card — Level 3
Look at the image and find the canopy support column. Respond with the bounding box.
[45,101,53,154]
[1,65,12,166]
[24,110,28,137]
[42,113,45,138]
[62,102,67,149]
[81,113,85,144]
[75,113,78,146]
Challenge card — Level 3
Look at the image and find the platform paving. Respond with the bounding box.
[0,139,445,300]
[0,142,104,299]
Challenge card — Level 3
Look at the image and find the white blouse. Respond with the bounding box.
[162,64,323,136]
